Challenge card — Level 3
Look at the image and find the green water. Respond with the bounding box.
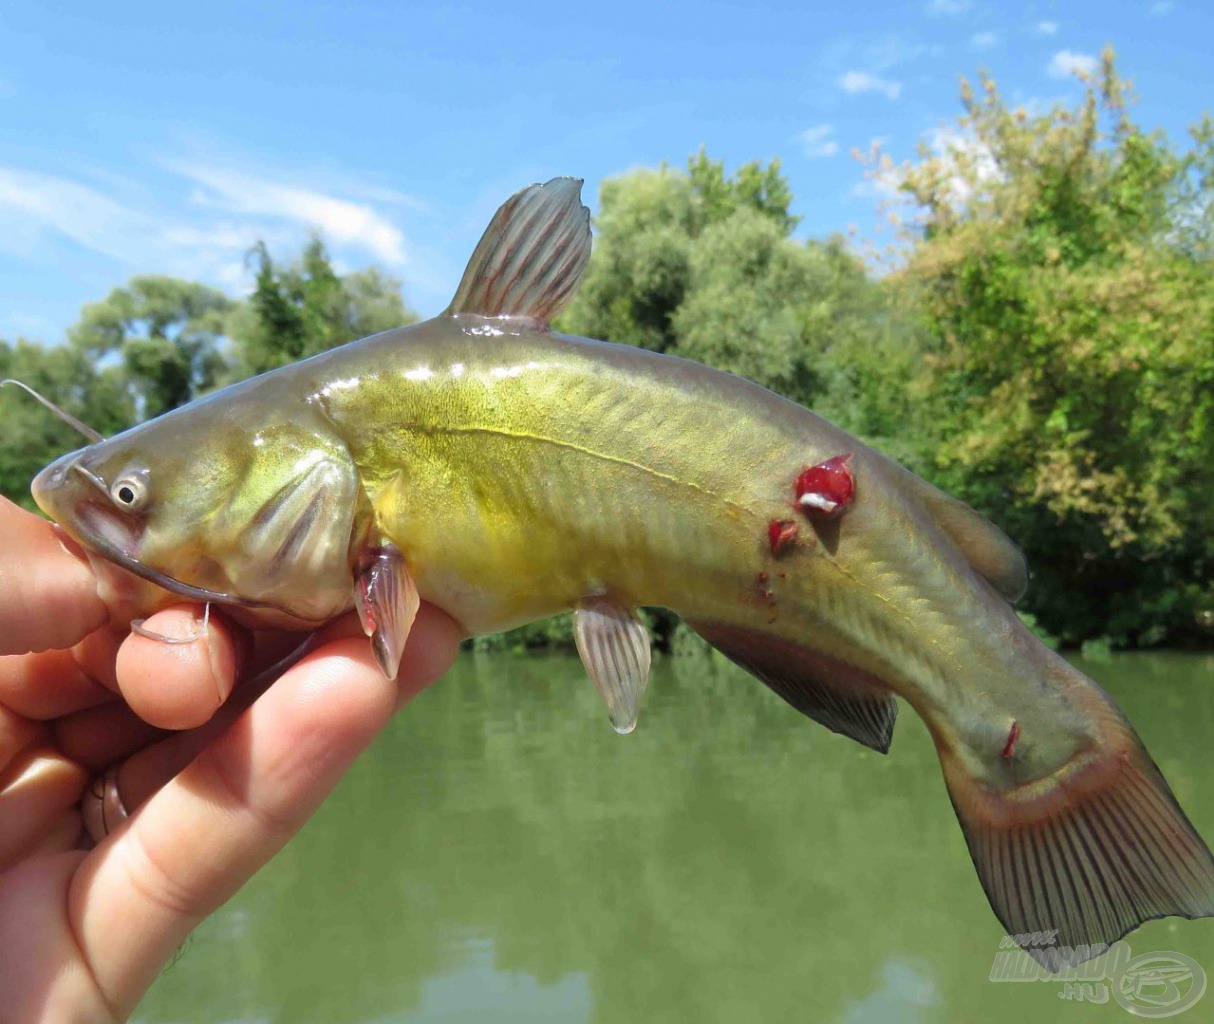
[134,651,1214,1023]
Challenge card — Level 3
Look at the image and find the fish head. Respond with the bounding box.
[33,399,362,626]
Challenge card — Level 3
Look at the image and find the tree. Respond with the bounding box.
[0,339,131,509]
[893,50,1214,646]
[561,151,801,354]
[687,148,799,235]
[227,238,417,378]
[69,276,233,419]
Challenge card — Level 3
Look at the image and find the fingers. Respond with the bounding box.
[114,605,248,731]
[0,853,111,1023]
[53,701,167,774]
[0,747,88,867]
[67,604,461,1017]
[108,611,437,814]
[0,706,45,778]
[0,499,107,655]
[51,618,299,773]
[0,628,124,721]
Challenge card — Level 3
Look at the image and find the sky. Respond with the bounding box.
[1,1,1210,343]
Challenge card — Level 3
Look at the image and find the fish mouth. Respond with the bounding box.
[53,464,249,609]
[71,499,252,607]
[77,499,144,561]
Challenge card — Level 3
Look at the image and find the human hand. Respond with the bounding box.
[0,497,461,1023]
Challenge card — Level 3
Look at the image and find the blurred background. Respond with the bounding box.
[2,4,1213,1020]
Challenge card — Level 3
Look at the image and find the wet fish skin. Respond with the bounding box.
[29,177,1214,969]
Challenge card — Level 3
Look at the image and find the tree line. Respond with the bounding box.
[3,53,1210,650]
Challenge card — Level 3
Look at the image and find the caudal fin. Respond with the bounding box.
[940,716,1214,970]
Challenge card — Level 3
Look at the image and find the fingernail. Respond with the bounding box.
[204,612,236,705]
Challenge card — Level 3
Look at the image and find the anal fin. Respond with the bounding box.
[575,598,652,734]
[688,620,897,753]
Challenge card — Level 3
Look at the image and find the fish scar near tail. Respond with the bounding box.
[939,683,1214,970]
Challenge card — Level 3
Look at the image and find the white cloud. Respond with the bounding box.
[1150,0,1175,14]
[798,124,839,158]
[0,166,287,297]
[970,31,998,50]
[0,167,158,263]
[1034,20,1059,35]
[838,70,903,100]
[1048,50,1099,79]
[927,0,970,14]
[0,156,438,312]
[167,163,409,265]
[157,223,270,251]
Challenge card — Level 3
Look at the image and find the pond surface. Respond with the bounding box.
[135,650,1214,1023]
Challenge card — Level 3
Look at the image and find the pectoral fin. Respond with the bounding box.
[355,544,420,679]
[688,620,898,753]
[574,598,652,734]
[447,177,591,326]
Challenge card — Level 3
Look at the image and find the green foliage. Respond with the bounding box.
[0,340,131,509]
[560,150,802,354]
[226,238,416,378]
[686,148,800,235]
[70,276,233,419]
[895,50,1214,646]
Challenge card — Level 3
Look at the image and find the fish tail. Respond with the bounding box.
[937,679,1214,970]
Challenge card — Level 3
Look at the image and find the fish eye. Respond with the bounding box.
[109,470,150,513]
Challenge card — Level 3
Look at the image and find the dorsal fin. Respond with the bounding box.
[905,471,1029,604]
[447,177,591,325]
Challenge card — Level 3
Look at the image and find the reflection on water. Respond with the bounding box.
[135,651,1214,1023]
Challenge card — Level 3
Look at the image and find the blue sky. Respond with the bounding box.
[1,1,1210,342]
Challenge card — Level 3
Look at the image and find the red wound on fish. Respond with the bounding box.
[795,454,855,519]
[768,519,798,556]
[1001,720,1020,759]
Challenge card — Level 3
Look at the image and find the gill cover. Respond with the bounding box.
[207,439,360,621]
